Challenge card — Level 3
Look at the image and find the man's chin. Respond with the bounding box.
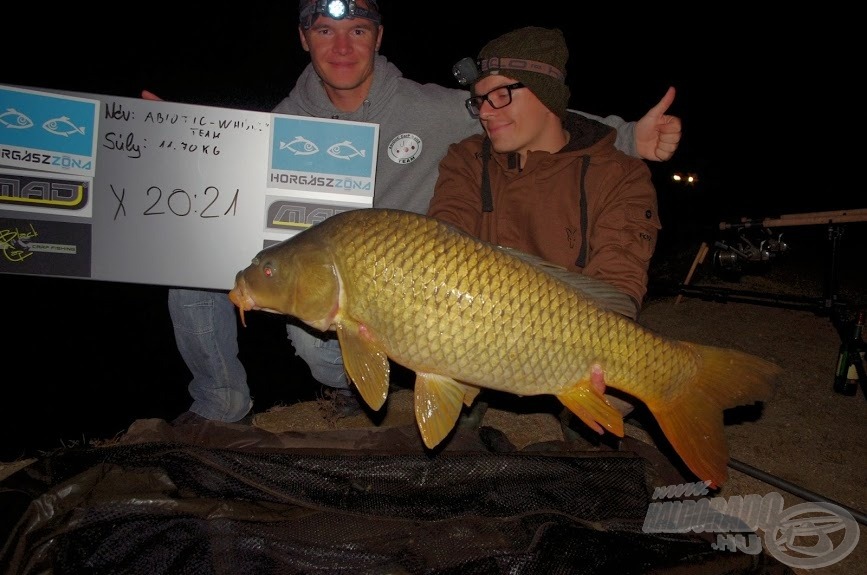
[487,135,514,154]
[322,66,366,86]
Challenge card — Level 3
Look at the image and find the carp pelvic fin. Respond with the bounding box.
[336,322,390,411]
[462,385,481,407]
[414,373,474,449]
[557,377,625,438]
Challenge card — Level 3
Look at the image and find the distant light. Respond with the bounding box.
[672,172,699,186]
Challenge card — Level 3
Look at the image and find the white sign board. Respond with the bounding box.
[0,85,378,290]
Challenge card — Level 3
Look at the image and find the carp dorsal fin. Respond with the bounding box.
[335,321,390,411]
[496,246,637,319]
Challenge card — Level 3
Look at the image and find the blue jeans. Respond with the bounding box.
[168,288,252,422]
[286,322,349,390]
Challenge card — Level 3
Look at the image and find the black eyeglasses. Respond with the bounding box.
[465,82,526,118]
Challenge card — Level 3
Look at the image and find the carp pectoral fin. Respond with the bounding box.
[557,378,625,438]
[335,323,390,411]
[414,373,468,449]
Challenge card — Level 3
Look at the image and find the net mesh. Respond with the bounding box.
[1,441,791,574]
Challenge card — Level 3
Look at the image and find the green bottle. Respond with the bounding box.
[834,310,864,396]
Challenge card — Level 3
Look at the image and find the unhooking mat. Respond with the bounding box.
[0,419,793,574]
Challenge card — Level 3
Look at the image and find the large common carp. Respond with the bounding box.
[229,208,780,487]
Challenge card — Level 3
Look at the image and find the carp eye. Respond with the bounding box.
[264,266,273,278]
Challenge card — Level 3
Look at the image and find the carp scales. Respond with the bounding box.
[229,208,780,487]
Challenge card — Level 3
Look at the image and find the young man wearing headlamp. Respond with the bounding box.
[162,1,682,423]
[428,26,662,415]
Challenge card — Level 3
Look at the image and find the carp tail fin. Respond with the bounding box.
[649,344,780,489]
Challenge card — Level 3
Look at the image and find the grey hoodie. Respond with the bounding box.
[272,54,635,215]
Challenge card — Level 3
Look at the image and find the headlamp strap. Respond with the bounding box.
[478,57,565,83]
[300,0,381,29]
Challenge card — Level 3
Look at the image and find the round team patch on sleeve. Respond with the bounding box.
[387,133,423,165]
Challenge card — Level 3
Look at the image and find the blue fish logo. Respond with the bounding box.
[42,116,86,137]
[0,108,34,130]
[279,135,319,156]
[327,140,365,160]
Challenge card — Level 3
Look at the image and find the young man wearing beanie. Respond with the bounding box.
[430,26,660,318]
[158,6,681,423]
[428,26,661,414]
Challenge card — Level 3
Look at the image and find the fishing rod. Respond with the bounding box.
[728,457,867,527]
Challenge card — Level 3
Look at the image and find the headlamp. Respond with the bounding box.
[299,0,381,30]
[451,56,566,86]
[452,57,481,86]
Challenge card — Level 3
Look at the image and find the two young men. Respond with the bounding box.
[167,1,681,422]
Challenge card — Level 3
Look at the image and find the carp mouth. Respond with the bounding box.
[228,277,287,327]
[228,278,257,327]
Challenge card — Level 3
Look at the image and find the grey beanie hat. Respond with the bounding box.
[476,26,570,119]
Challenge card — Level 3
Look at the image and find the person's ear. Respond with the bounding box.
[375,25,384,52]
[299,26,311,52]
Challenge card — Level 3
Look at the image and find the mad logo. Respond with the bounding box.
[387,133,422,165]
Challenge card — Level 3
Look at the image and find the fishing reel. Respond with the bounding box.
[712,228,789,276]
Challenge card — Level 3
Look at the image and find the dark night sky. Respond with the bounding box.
[1,4,858,458]
[5,5,853,216]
